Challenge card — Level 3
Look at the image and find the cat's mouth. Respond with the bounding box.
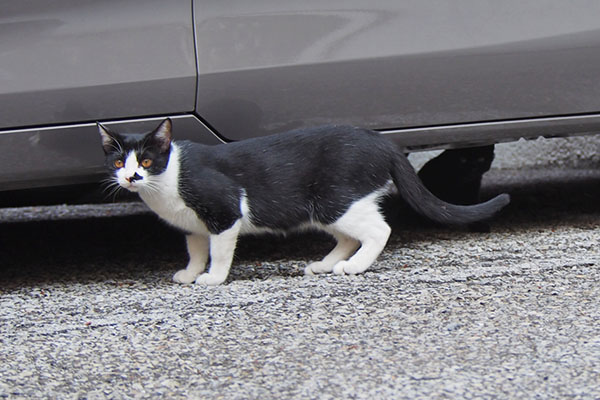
[120,181,140,192]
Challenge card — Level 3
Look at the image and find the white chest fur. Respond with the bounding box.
[138,144,210,235]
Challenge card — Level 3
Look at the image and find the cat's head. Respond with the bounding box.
[98,118,172,193]
[453,145,495,175]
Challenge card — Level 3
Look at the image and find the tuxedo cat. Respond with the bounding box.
[98,119,509,285]
[418,145,495,232]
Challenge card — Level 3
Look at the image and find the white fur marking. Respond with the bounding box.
[326,186,392,275]
[116,151,147,192]
[132,142,241,286]
[138,144,209,235]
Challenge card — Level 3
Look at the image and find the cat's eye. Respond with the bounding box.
[141,159,153,168]
[114,160,124,168]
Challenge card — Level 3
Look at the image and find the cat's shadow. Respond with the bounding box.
[0,215,336,287]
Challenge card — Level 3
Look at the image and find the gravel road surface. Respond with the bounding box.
[0,168,599,399]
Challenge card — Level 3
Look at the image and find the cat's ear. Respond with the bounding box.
[97,123,120,154]
[148,118,172,154]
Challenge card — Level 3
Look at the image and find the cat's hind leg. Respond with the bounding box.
[330,196,391,276]
[304,233,360,275]
[173,234,209,284]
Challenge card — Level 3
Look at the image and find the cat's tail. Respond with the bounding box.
[390,150,510,225]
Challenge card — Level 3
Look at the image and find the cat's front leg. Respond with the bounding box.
[195,220,241,286]
[173,234,210,284]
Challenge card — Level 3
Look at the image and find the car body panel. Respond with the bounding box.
[382,114,600,150]
[0,0,197,129]
[0,116,222,191]
[193,1,600,140]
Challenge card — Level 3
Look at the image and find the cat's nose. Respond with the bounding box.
[126,172,143,183]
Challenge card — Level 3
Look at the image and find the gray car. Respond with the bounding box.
[1,1,600,199]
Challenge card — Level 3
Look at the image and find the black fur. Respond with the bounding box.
[418,146,495,206]
[418,146,496,232]
[173,126,395,233]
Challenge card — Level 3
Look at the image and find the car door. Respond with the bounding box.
[193,1,600,147]
[0,0,196,129]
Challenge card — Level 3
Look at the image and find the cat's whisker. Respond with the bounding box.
[110,190,122,203]
[105,186,121,201]
[100,177,117,186]
[100,177,118,190]
[100,183,116,195]
[100,179,123,201]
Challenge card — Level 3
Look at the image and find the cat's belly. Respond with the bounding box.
[140,190,319,237]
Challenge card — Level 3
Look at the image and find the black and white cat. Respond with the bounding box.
[98,119,509,285]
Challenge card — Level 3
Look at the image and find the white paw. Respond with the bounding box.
[173,269,198,284]
[304,261,333,275]
[195,273,226,286]
[333,261,366,275]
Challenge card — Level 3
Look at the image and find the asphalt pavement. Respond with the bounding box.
[0,168,599,399]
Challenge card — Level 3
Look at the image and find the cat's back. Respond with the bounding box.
[223,125,388,159]
[176,125,390,168]
[173,125,397,203]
